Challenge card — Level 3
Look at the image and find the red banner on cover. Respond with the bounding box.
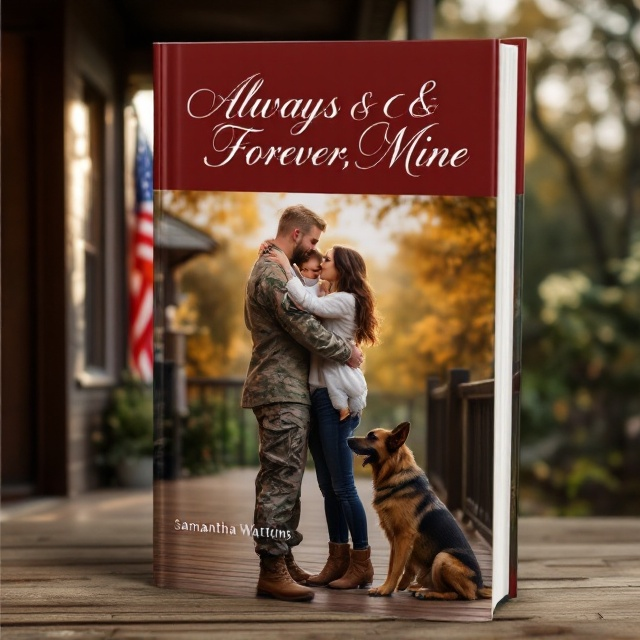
[154,40,517,197]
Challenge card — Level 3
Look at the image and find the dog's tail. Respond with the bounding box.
[477,586,492,599]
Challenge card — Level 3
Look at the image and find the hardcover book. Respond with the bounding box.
[153,39,526,622]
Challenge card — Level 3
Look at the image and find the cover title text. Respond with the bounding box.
[186,73,470,177]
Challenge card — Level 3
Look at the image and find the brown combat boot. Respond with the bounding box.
[328,546,374,589]
[307,542,351,586]
[257,555,315,601]
[284,552,311,583]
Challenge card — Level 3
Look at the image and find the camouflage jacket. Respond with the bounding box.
[242,250,352,408]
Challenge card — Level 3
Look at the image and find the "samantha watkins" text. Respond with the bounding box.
[174,519,292,540]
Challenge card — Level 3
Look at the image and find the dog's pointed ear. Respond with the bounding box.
[387,422,411,452]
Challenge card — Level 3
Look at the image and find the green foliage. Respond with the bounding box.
[97,373,154,467]
[181,400,221,476]
[521,241,640,514]
[181,396,258,476]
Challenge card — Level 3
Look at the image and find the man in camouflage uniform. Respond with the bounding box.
[242,205,362,602]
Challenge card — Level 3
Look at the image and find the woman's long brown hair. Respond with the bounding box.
[332,245,380,346]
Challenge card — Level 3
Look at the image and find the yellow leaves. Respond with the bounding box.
[185,333,218,378]
[553,399,570,423]
[171,294,199,333]
[575,388,593,411]
[364,196,497,392]
[532,460,551,481]
[162,191,261,239]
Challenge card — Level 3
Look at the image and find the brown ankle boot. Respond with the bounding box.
[257,555,315,601]
[284,552,311,583]
[307,542,350,586]
[328,546,374,589]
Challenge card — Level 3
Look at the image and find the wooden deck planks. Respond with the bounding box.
[1,470,640,639]
[153,468,492,621]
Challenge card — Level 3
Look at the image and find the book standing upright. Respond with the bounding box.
[153,39,526,621]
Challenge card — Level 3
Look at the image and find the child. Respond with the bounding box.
[293,249,324,296]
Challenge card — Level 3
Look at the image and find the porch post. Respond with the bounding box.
[408,0,436,40]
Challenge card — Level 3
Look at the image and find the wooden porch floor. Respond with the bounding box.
[1,469,639,639]
[154,469,492,622]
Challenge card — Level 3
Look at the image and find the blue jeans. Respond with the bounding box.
[309,387,368,549]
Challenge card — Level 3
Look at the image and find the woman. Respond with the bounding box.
[267,245,380,589]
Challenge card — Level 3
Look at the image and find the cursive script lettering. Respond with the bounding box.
[203,123,348,168]
[186,75,474,179]
[187,73,340,135]
[356,122,469,176]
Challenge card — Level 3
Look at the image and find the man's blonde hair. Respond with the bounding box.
[277,205,327,236]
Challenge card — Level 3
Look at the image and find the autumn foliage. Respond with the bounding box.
[163,191,497,396]
[363,195,496,394]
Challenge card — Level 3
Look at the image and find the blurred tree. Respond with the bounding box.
[523,0,639,283]
[437,0,640,514]
[162,191,260,377]
[438,0,639,281]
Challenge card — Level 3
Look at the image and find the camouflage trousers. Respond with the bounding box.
[252,402,310,557]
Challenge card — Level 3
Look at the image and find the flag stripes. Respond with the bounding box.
[130,128,154,382]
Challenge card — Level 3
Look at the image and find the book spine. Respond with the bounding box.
[510,192,525,599]
[500,38,528,194]
[500,37,527,600]
[153,44,165,191]
[152,42,165,588]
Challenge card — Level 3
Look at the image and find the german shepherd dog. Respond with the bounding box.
[347,422,491,600]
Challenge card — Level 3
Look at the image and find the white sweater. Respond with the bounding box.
[285,278,367,413]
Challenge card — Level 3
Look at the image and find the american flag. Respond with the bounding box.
[129,127,154,382]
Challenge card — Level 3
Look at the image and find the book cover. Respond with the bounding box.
[153,39,526,622]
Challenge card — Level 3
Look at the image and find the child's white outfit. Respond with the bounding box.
[300,274,323,296]
[285,277,367,415]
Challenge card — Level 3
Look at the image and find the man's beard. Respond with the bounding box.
[291,242,310,265]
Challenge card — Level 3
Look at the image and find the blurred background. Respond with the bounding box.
[2,0,638,517]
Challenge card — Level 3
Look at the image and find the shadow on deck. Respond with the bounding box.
[154,467,492,622]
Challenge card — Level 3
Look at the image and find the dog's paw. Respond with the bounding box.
[414,588,450,600]
[368,585,393,597]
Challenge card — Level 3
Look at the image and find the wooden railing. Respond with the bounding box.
[155,367,260,480]
[459,378,494,543]
[186,377,258,469]
[426,369,494,543]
